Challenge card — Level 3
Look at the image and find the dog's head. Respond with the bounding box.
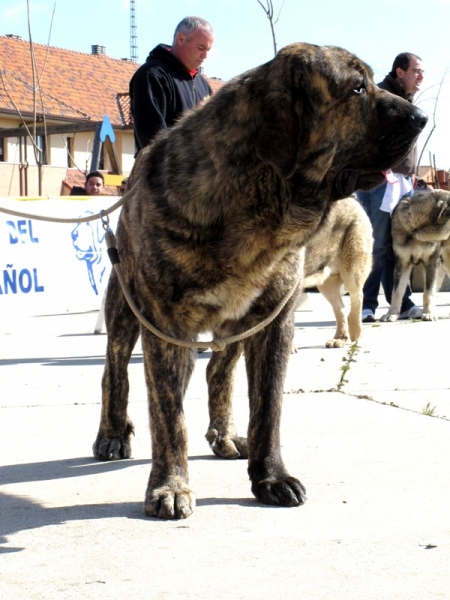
[393,190,450,238]
[135,43,428,233]
[251,43,427,199]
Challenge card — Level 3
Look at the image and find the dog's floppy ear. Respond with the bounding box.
[255,93,300,179]
[429,200,447,225]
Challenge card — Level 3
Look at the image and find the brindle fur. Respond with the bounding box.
[207,197,373,460]
[381,190,450,322]
[92,43,426,519]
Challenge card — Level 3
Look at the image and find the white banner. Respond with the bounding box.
[0,197,121,318]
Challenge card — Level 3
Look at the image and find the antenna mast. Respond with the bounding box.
[130,0,138,63]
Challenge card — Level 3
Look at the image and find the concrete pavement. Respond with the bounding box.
[1,292,449,599]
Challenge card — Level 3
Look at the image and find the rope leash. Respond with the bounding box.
[0,186,134,224]
[102,215,302,352]
[0,186,301,351]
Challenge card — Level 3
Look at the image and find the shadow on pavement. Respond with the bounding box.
[0,453,260,551]
[0,491,145,551]
[0,457,150,485]
[0,355,143,367]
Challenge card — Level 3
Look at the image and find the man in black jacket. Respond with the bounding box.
[129,16,214,156]
[357,52,425,322]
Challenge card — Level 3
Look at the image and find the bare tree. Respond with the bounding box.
[416,70,448,173]
[256,0,286,56]
[0,1,57,194]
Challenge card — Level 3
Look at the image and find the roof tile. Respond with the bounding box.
[0,35,138,125]
[0,36,225,128]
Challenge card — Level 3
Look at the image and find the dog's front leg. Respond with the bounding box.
[422,249,440,321]
[206,341,248,459]
[317,275,350,348]
[244,312,306,507]
[141,329,196,519]
[380,259,413,322]
[93,271,140,460]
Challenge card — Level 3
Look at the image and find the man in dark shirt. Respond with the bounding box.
[129,16,214,156]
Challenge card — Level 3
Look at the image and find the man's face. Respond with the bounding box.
[175,28,214,71]
[396,57,424,94]
[85,176,104,195]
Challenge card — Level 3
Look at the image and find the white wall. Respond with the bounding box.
[0,116,136,196]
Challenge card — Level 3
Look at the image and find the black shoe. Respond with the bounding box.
[362,309,376,323]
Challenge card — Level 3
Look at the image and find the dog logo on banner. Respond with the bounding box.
[71,212,106,295]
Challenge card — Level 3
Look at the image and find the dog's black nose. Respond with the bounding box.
[410,107,428,132]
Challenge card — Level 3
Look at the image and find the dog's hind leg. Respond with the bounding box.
[440,242,450,315]
[205,341,248,459]
[244,310,306,507]
[422,249,440,321]
[341,260,370,344]
[440,241,450,277]
[317,275,349,348]
[380,260,413,322]
[93,270,140,461]
[141,331,197,519]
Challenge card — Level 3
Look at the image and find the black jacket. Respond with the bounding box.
[377,74,417,176]
[129,44,212,155]
[69,186,87,196]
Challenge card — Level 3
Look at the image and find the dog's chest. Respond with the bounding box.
[193,279,266,326]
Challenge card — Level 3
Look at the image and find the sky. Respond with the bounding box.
[2,0,450,169]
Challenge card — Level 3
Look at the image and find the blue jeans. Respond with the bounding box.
[356,182,415,314]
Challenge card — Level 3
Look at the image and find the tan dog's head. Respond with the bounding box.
[394,190,450,237]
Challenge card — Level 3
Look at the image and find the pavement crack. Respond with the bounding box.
[345,392,450,421]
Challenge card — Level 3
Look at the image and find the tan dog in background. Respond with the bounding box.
[381,190,450,322]
[301,196,373,348]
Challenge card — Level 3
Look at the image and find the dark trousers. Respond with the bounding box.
[356,183,414,314]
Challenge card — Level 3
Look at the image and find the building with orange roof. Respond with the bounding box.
[0,35,224,197]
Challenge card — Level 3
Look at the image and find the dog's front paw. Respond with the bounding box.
[93,421,134,460]
[145,485,195,519]
[251,475,307,507]
[325,337,347,348]
[380,313,398,322]
[205,428,248,459]
[93,436,132,460]
[422,312,437,321]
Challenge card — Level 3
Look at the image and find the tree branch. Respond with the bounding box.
[256,0,287,56]
[417,69,448,171]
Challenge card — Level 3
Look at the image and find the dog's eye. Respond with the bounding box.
[353,82,367,95]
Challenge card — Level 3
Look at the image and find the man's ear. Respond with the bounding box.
[395,67,405,80]
[255,95,300,179]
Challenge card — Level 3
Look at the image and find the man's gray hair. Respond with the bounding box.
[173,16,214,42]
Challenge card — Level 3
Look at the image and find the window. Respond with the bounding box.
[67,136,74,167]
[98,142,105,170]
[0,137,4,162]
[36,134,48,165]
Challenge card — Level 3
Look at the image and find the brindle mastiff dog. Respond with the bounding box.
[93,43,427,519]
